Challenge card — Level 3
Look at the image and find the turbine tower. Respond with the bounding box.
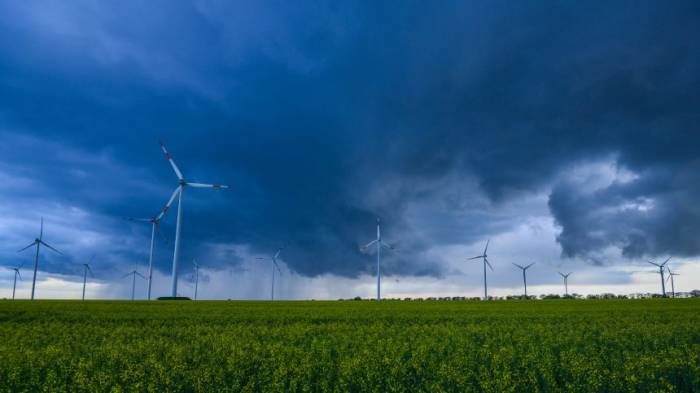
[257,248,283,301]
[193,259,199,301]
[159,142,229,298]
[361,218,395,302]
[558,272,572,296]
[666,266,679,298]
[512,263,534,298]
[11,266,21,300]
[81,256,94,301]
[123,269,145,301]
[128,188,177,300]
[467,240,493,300]
[648,257,670,297]
[18,218,62,300]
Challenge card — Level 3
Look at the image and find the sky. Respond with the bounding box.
[1,1,699,300]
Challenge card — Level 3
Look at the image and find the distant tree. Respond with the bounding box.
[540,294,561,300]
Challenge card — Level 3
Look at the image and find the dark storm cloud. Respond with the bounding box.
[0,1,699,278]
[550,161,700,261]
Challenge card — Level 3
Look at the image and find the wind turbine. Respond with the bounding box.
[257,248,283,301]
[467,240,493,300]
[193,259,199,301]
[512,262,535,298]
[18,218,62,300]
[127,188,177,300]
[11,266,21,300]
[648,257,670,297]
[123,269,146,301]
[558,272,572,296]
[81,256,94,301]
[666,266,680,298]
[159,142,229,298]
[360,218,395,302]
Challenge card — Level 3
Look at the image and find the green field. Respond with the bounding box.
[1,299,699,392]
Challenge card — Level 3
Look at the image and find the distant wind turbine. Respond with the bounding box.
[648,257,670,297]
[127,189,177,300]
[558,272,572,296]
[193,259,199,301]
[467,240,493,300]
[159,142,229,298]
[666,266,679,298]
[81,256,94,301]
[123,269,146,301]
[18,218,63,300]
[512,262,535,297]
[361,218,395,302]
[11,266,21,300]
[257,248,283,301]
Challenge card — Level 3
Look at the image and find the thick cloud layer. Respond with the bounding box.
[0,1,699,280]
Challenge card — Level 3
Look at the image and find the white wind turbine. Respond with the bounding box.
[193,259,199,301]
[123,269,146,301]
[666,266,679,298]
[467,240,493,300]
[81,256,94,301]
[512,262,535,298]
[558,271,572,296]
[127,188,178,300]
[18,218,62,300]
[159,142,229,298]
[257,248,283,301]
[11,266,22,300]
[360,218,395,302]
[648,257,670,297]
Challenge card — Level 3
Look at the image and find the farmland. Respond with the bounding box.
[1,299,699,392]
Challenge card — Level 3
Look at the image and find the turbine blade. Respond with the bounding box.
[525,263,535,269]
[483,239,490,255]
[16,270,22,280]
[381,242,395,251]
[39,241,63,255]
[159,142,184,180]
[647,261,660,267]
[512,263,524,269]
[360,240,377,251]
[39,217,44,240]
[661,257,671,266]
[18,241,37,252]
[136,272,146,279]
[122,272,132,278]
[272,259,282,273]
[273,249,282,259]
[467,255,483,260]
[156,187,181,221]
[485,258,494,271]
[127,217,152,223]
[188,182,229,189]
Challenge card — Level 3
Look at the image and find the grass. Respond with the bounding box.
[0,299,699,392]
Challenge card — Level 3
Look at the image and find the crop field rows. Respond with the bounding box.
[1,299,699,392]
